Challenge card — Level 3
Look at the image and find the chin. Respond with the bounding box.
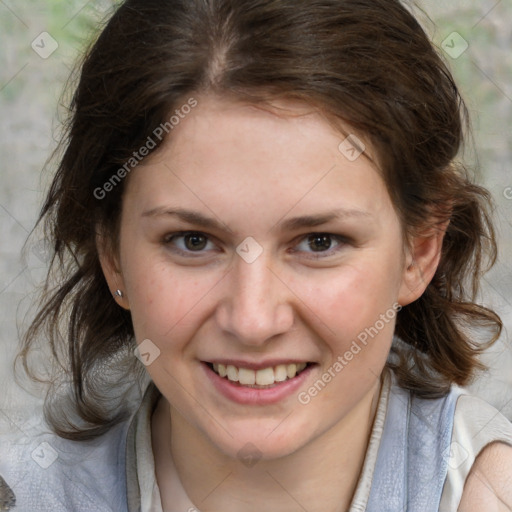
[204,420,313,463]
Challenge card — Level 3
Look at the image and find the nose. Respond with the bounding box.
[215,253,295,346]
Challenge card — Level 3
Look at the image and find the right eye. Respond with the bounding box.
[163,231,218,256]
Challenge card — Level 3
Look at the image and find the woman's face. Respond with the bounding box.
[105,95,432,460]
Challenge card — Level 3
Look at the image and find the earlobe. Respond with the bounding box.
[398,222,448,307]
[112,287,130,310]
[96,231,130,310]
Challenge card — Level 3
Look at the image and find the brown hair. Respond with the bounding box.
[20,0,501,440]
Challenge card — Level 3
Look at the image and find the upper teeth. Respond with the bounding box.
[213,363,308,386]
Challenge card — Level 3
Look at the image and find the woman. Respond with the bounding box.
[1,0,512,510]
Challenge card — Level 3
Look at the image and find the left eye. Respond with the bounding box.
[294,233,345,256]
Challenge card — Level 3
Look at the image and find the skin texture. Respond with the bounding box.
[99,95,448,511]
[459,442,512,511]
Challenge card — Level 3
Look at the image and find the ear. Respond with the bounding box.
[96,229,130,310]
[398,221,448,307]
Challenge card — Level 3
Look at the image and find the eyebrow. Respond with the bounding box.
[141,206,371,232]
[142,206,224,230]
[276,209,371,232]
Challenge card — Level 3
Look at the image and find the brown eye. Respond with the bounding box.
[293,232,347,260]
[183,233,208,251]
[164,231,215,255]
[307,234,334,252]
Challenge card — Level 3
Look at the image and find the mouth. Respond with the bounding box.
[205,361,313,389]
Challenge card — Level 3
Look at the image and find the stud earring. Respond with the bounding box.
[115,289,124,298]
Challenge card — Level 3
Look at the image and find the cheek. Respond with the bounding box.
[122,251,222,342]
[295,257,402,359]
[306,260,401,324]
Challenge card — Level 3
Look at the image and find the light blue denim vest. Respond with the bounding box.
[366,379,463,511]
[0,378,463,511]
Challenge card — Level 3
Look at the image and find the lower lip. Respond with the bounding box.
[202,362,315,405]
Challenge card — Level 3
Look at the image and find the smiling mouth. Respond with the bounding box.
[206,362,312,388]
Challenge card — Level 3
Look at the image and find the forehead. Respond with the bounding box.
[166,95,375,167]
[124,95,395,228]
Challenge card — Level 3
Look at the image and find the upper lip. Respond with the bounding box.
[203,359,313,370]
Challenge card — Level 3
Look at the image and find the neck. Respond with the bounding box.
[153,376,383,512]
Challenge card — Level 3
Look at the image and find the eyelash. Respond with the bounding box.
[162,231,349,260]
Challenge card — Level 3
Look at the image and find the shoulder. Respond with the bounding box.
[444,392,512,511]
[459,441,512,510]
[0,419,131,512]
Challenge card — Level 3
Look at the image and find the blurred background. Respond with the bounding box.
[0,0,511,437]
